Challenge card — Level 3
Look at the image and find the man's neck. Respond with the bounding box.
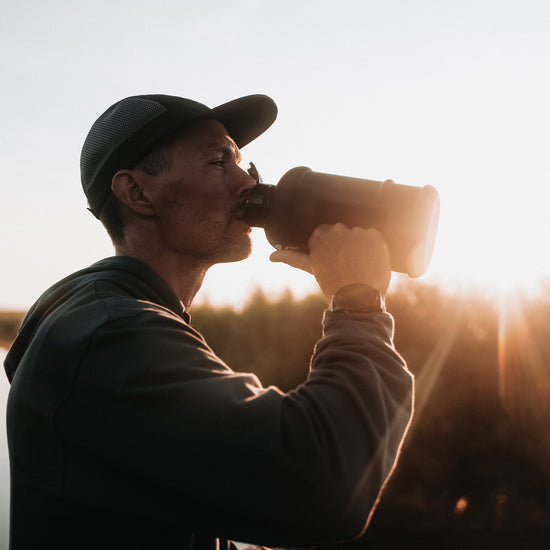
[115,243,209,311]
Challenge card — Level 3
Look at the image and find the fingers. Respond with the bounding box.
[268,224,392,303]
[308,224,391,300]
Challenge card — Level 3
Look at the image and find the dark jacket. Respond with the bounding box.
[5,256,413,549]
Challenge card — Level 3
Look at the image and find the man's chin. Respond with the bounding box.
[213,236,253,264]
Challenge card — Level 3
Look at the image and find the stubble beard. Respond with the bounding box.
[195,204,253,265]
[216,234,253,264]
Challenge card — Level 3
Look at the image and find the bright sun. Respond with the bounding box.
[422,190,549,298]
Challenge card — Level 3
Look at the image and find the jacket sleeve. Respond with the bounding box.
[55,301,413,547]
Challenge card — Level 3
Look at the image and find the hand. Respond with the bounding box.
[270,224,391,301]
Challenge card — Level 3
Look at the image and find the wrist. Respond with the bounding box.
[329,283,386,314]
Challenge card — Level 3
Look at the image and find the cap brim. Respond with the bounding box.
[200,94,278,148]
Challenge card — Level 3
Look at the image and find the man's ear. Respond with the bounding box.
[111,170,155,217]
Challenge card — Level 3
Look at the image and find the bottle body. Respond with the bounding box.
[245,166,440,278]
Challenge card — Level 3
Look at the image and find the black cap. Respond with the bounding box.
[80,94,278,218]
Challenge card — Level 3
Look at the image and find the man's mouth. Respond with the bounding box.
[230,204,252,233]
[232,198,250,222]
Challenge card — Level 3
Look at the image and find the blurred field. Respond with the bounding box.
[1,280,550,549]
[0,311,25,350]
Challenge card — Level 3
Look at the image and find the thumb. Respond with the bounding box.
[270,249,313,274]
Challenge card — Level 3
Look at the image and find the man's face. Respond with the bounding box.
[146,119,257,265]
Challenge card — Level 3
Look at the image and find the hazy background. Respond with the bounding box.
[2,0,550,312]
[2,0,550,548]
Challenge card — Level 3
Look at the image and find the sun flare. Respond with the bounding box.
[425,188,549,299]
[497,291,550,424]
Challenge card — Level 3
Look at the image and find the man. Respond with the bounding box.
[5,94,413,549]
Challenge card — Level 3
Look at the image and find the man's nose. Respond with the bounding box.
[235,165,257,195]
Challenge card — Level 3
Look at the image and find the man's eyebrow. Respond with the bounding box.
[204,142,242,163]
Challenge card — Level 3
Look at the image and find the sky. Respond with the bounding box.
[1,0,550,311]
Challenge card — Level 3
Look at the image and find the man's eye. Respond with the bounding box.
[211,159,224,167]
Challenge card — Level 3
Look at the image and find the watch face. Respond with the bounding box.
[331,283,384,313]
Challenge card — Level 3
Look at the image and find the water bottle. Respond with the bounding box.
[245,165,440,278]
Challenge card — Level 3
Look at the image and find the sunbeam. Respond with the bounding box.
[497,290,550,425]
[409,307,461,427]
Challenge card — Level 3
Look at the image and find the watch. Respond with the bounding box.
[329,283,386,314]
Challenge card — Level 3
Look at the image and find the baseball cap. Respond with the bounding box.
[80,93,278,218]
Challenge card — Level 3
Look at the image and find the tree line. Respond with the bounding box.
[191,281,550,549]
[2,280,550,548]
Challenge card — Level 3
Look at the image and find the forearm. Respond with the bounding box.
[271,310,413,543]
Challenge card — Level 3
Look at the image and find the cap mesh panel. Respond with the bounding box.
[81,97,166,192]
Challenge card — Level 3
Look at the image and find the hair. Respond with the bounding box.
[99,129,185,246]
[99,193,126,246]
